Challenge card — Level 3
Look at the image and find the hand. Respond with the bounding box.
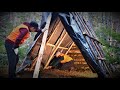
[13,44,19,49]
[14,48,18,55]
[41,22,46,29]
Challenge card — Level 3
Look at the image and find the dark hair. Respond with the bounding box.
[30,21,39,30]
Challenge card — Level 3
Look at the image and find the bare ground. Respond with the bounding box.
[39,69,98,78]
[1,64,120,78]
[0,67,98,78]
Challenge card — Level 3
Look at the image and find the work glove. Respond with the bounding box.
[14,48,18,55]
[12,44,19,55]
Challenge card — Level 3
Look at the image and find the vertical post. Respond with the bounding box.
[44,32,67,69]
[33,30,48,78]
[33,13,52,78]
[65,42,74,55]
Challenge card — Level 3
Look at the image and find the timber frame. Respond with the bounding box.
[16,12,115,78]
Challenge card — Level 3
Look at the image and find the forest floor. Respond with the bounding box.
[0,66,98,78]
[17,69,98,78]
[0,64,120,78]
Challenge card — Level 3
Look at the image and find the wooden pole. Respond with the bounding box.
[73,12,97,59]
[47,21,61,43]
[33,13,52,78]
[65,42,74,54]
[45,28,66,62]
[44,31,67,69]
[46,43,68,50]
[29,56,38,71]
[33,29,48,78]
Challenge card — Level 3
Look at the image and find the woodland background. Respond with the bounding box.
[0,12,120,74]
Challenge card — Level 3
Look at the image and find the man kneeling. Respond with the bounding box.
[46,51,74,70]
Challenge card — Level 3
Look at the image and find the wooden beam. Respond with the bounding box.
[67,53,82,55]
[80,12,99,39]
[29,56,38,71]
[71,12,97,60]
[69,55,83,58]
[70,48,80,50]
[44,31,67,69]
[46,43,68,50]
[60,40,73,52]
[68,50,81,53]
[58,47,68,50]
[83,33,99,59]
[74,12,103,59]
[47,22,59,43]
[102,61,112,77]
[97,57,106,60]
[74,61,87,65]
[83,32,101,44]
[33,29,49,78]
[65,42,74,55]
[46,43,55,47]
[45,29,66,61]
[33,13,52,78]
[74,59,85,62]
[78,14,105,59]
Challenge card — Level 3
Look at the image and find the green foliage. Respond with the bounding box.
[0,37,8,67]
[95,27,120,63]
[99,27,120,42]
[18,47,27,64]
[0,54,8,67]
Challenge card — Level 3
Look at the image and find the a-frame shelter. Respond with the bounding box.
[16,12,114,78]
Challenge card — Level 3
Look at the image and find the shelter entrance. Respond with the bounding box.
[16,12,115,78]
[29,18,91,72]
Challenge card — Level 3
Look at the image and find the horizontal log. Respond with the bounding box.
[74,61,87,65]
[68,52,81,54]
[70,56,83,59]
[68,50,81,53]
[97,57,106,60]
[74,58,85,61]
[83,32,102,44]
[46,43,68,50]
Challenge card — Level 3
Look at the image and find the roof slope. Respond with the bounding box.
[17,12,113,78]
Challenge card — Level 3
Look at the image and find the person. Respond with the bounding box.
[33,12,66,40]
[46,51,74,70]
[34,12,51,40]
[5,21,40,78]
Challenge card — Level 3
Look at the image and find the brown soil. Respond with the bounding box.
[15,68,98,78]
[40,69,98,78]
[1,64,120,78]
[0,68,98,78]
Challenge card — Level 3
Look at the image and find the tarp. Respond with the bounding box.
[17,12,107,78]
[58,12,106,78]
[35,12,106,77]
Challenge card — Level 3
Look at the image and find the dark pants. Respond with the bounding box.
[49,56,74,70]
[60,60,74,70]
[49,56,64,69]
[5,41,19,78]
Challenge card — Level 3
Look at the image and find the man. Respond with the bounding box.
[46,51,74,70]
[5,21,40,78]
[34,12,51,40]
